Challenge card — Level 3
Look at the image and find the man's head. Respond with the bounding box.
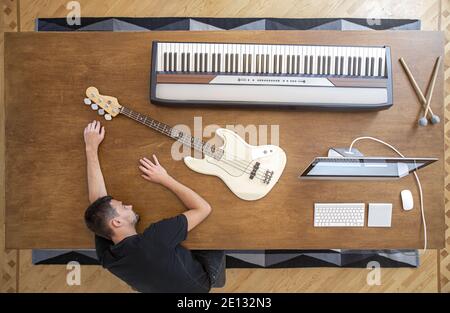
[84,196,140,240]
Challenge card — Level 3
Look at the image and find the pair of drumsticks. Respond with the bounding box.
[399,56,441,126]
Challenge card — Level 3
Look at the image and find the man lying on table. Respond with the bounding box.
[82,120,225,293]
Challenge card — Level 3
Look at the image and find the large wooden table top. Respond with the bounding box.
[5,31,445,249]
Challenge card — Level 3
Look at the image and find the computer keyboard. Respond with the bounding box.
[314,203,365,227]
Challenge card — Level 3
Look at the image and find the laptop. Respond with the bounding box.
[299,156,438,180]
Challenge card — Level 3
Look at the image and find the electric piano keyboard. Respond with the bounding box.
[150,41,392,110]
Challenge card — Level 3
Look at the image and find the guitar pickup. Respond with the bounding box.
[249,162,260,180]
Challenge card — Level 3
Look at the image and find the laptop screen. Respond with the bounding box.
[299,157,437,179]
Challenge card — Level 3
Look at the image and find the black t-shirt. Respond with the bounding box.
[95,214,210,293]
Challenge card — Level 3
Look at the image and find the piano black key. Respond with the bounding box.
[278,55,282,74]
[265,54,269,73]
[225,53,229,73]
[296,55,300,74]
[365,57,369,76]
[304,55,308,74]
[199,53,203,72]
[243,54,247,73]
[357,57,362,76]
[327,56,331,75]
[370,57,375,76]
[317,56,321,74]
[309,55,313,74]
[212,53,216,72]
[230,53,234,73]
[174,53,177,72]
[261,54,265,73]
[203,53,207,72]
[194,53,198,72]
[347,57,352,76]
[286,55,290,74]
[322,56,326,75]
[187,53,191,72]
[352,56,357,76]
[235,54,239,72]
[273,55,277,74]
[181,53,185,72]
[169,52,173,71]
[334,56,338,75]
[340,56,344,75]
[256,54,260,73]
[164,52,167,72]
[378,57,382,76]
[248,54,252,73]
[217,54,221,72]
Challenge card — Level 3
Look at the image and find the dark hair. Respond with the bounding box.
[84,196,118,240]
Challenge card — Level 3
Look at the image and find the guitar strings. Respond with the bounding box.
[121,108,272,176]
[120,109,270,181]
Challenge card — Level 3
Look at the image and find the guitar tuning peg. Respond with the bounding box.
[90,103,99,110]
[98,108,105,116]
[84,98,92,105]
[104,114,112,121]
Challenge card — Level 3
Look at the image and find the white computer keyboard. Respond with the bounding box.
[314,203,365,227]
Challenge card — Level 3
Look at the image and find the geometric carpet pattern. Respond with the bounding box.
[36,17,421,32]
[441,0,450,293]
[33,17,423,269]
[32,248,420,268]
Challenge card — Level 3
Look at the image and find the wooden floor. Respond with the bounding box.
[1,0,449,293]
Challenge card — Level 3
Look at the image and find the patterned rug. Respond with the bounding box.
[33,17,421,268]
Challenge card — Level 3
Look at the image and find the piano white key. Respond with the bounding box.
[168,43,173,72]
[378,48,384,76]
[350,47,356,76]
[161,43,167,72]
[293,46,298,74]
[203,43,208,72]
[267,45,273,74]
[323,46,328,75]
[299,46,304,74]
[206,44,212,72]
[360,48,367,76]
[255,45,260,73]
[373,48,379,77]
[278,45,284,74]
[355,47,361,75]
[236,44,241,73]
[330,46,336,75]
[249,45,256,73]
[278,45,286,74]
[188,43,194,72]
[290,46,295,74]
[380,47,386,77]
[342,47,349,75]
[175,43,181,72]
[309,46,315,75]
[229,44,234,73]
[192,44,197,72]
[157,43,162,72]
[217,44,222,72]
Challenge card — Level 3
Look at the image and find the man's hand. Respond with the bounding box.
[84,120,105,152]
[139,155,171,185]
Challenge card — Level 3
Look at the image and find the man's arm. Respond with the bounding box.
[84,120,107,204]
[139,155,211,232]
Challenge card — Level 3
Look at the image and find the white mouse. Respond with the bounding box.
[401,190,414,211]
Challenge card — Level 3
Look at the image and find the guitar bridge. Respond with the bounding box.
[263,170,274,184]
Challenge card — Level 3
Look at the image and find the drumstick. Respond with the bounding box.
[421,56,441,122]
[399,57,437,117]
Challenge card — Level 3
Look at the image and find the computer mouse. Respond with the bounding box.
[401,190,414,211]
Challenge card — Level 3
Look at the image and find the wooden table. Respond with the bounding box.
[4,31,445,249]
